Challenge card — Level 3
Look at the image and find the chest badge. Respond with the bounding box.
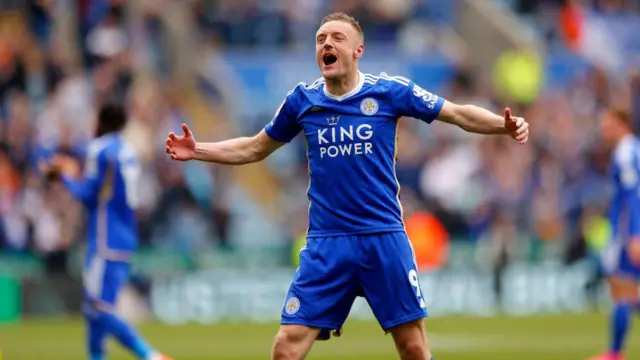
[360,97,379,116]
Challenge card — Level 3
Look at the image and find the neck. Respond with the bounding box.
[617,131,633,143]
[96,130,120,138]
[611,131,633,149]
[325,70,359,97]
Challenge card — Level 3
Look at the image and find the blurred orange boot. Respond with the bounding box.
[587,353,625,360]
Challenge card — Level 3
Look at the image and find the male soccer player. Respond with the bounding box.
[165,13,529,360]
[590,108,640,360]
[44,104,172,360]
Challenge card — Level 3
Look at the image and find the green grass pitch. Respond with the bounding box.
[1,314,638,359]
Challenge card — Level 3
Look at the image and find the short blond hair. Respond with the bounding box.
[320,13,364,41]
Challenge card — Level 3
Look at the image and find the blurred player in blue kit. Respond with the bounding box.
[43,105,172,360]
[165,13,529,360]
[590,108,640,360]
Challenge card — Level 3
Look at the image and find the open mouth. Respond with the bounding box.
[322,54,338,66]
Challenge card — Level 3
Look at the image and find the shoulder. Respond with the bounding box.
[613,136,637,166]
[118,140,139,164]
[286,78,325,99]
[612,136,640,188]
[84,136,114,175]
[87,135,114,160]
[362,72,413,90]
[278,79,324,114]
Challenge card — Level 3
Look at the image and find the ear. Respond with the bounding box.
[354,44,364,59]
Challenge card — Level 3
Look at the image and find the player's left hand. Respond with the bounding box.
[504,108,529,145]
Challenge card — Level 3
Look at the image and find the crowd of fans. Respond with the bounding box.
[0,0,231,272]
[192,0,453,47]
[506,0,640,51]
[0,0,638,274]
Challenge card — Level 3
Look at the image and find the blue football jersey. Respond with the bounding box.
[608,135,640,242]
[265,72,445,237]
[61,133,141,261]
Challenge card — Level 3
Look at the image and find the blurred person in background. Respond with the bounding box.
[591,108,640,360]
[0,38,26,118]
[0,143,25,252]
[42,104,172,360]
[165,12,529,360]
[27,171,80,274]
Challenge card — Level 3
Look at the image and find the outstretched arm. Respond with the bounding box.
[388,78,529,144]
[166,124,284,165]
[193,130,284,164]
[40,153,105,208]
[438,102,529,144]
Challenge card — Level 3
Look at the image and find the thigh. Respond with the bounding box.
[608,275,640,302]
[281,236,357,332]
[359,232,427,331]
[83,257,129,307]
[603,242,640,281]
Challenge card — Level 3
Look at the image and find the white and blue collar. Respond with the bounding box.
[322,71,365,101]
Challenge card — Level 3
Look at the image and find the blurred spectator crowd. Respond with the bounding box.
[193,0,452,47]
[0,0,638,274]
[0,0,236,271]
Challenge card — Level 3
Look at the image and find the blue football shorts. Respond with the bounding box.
[281,231,427,333]
[83,256,131,308]
[602,241,640,280]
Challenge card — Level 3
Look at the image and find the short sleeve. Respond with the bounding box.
[613,141,638,191]
[264,87,303,143]
[386,75,445,124]
[84,143,108,181]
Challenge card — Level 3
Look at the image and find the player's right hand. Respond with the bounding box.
[39,155,81,179]
[165,123,196,161]
[52,154,81,178]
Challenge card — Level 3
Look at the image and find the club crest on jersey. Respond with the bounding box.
[285,296,300,315]
[360,98,379,116]
[326,115,340,126]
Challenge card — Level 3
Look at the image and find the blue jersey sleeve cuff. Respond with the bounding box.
[424,96,445,124]
[264,125,292,143]
[60,175,76,188]
[60,176,92,205]
[60,176,83,196]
